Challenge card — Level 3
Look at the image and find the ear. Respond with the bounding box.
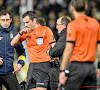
[63,24,66,28]
[10,18,12,22]
[85,4,87,10]
[71,5,74,11]
[33,18,37,22]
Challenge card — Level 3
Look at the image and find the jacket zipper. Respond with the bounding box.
[4,32,6,74]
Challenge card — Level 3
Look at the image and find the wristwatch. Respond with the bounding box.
[60,69,69,77]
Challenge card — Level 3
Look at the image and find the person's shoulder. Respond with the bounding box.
[38,25,51,31]
[87,16,100,26]
[10,26,17,32]
[91,18,99,24]
[69,16,99,26]
[12,29,18,32]
[67,19,77,27]
[82,16,99,23]
[87,16,97,20]
[11,28,18,33]
[38,25,49,29]
[10,27,18,36]
[69,19,76,24]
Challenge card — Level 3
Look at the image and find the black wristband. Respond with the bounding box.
[60,69,69,77]
[59,69,65,72]
[19,32,23,36]
[98,62,100,68]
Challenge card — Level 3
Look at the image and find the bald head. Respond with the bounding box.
[56,16,71,33]
[60,16,71,25]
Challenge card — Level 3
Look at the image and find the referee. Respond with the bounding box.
[59,0,100,90]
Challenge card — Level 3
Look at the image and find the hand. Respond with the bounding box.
[20,28,31,35]
[52,57,59,62]
[0,57,3,65]
[13,64,22,73]
[59,72,68,85]
[97,69,100,78]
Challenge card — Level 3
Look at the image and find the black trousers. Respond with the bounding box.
[25,62,51,90]
[0,73,20,90]
[64,62,97,90]
[49,67,59,90]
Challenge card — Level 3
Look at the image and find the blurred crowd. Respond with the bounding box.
[0,0,100,41]
[0,0,99,89]
[0,0,100,40]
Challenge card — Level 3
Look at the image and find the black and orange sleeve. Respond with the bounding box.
[67,23,76,43]
[19,33,30,42]
[46,27,56,44]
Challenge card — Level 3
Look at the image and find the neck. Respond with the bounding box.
[73,11,85,19]
[32,24,39,30]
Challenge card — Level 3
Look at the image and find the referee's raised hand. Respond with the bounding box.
[19,27,31,35]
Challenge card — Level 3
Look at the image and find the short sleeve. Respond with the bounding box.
[67,23,76,43]
[98,25,100,43]
[46,27,56,44]
[20,33,29,41]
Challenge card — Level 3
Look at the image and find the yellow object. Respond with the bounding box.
[47,49,50,56]
[13,63,29,83]
[18,55,25,61]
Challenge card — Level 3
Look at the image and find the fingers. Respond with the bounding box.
[0,58,3,65]
[97,74,100,78]
[59,76,67,85]
[53,58,59,62]
[97,69,100,78]
[59,72,68,85]
[13,64,22,74]
[13,69,20,73]
[52,57,59,62]
[21,28,31,34]
[13,67,21,73]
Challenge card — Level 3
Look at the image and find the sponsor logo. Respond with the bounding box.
[37,38,43,46]
[26,40,28,43]
[68,33,71,37]
[0,36,3,40]
[10,33,13,38]
[36,83,44,85]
